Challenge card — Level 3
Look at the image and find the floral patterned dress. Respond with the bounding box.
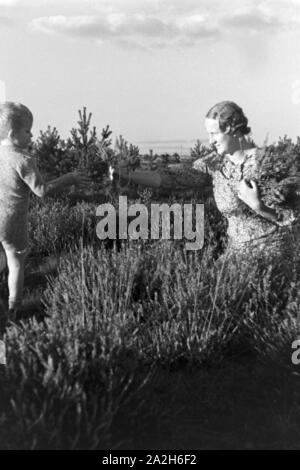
[157,149,300,264]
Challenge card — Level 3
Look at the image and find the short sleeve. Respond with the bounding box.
[16,155,46,197]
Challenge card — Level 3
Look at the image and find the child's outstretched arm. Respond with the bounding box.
[43,171,90,197]
[18,156,90,198]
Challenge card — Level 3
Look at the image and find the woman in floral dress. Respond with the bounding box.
[116,101,299,268]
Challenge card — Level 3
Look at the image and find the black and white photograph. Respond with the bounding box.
[0,0,300,453]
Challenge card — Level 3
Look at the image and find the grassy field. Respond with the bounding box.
[0,192,300,450]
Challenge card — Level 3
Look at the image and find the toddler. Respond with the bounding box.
[0,101,89,325]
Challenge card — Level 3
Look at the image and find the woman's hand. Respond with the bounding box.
[112,161,131,182]
[238,179,262,211]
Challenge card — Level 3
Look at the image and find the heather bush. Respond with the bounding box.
[28,198,98,256]
[41,242,297,365]
[2,237,299,448]
[2,315,156,449]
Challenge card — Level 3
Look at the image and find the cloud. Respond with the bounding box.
[26,1,300,48]
[222,9,285,34]
[29,13,220,47]
[30,15,109,37]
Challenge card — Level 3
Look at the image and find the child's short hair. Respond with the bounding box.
[0,102,33,139]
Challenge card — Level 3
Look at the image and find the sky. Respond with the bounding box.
[1,0,300,149]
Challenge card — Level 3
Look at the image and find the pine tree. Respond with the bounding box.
[32,126,70,178]
[68,107,97,169]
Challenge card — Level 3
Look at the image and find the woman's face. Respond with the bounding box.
[205,118,237,156]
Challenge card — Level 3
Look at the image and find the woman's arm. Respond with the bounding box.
[126,170,162,188]
[252,201,296,227]
[115,162,211,191]
[238,179,277,219]
[252,202,278,223]
[238,179,296,226]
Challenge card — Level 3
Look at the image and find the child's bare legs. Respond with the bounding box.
[0,243,7,274]
[2,244,27,321]
[0,244,7,334]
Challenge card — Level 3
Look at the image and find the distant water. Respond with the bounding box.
[134,139,208,156]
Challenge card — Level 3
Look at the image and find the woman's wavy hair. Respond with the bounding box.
[206,101,251,136]
[0,102,33,139]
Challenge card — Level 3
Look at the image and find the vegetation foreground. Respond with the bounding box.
[0,110,300,449]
